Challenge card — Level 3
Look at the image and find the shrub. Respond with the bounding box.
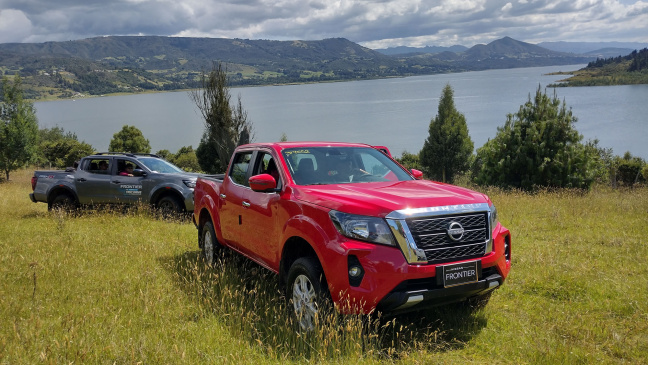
[473,86,594,190]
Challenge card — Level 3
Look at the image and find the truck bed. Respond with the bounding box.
[200,174,225,182]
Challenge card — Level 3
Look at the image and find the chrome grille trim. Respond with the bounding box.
[386,204,495,265]
[386,203,491,219]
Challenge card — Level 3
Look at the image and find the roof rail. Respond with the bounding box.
[93,152,160,158]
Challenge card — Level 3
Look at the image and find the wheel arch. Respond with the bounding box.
[47,185,79,206]
[151,187,184,208]
[279,236,321,287]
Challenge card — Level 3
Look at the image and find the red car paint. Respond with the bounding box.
[193,142,511,315]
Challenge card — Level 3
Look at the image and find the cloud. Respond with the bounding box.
[0,0,645,47]
[0,9,32,43]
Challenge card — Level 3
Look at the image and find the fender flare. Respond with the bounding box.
[150,185,185,206]
[46,184,79,205]
[196,193,225,244]
[278,214,333,283]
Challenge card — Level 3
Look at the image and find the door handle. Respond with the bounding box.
[242,201,251,208]
[219,194,226,199]
[77,178,86,182]
[112,180,121,184]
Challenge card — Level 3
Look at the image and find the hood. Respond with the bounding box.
[292,180,489,217]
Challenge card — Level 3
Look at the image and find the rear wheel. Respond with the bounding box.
[286,257,331,331]
[200,221,219,265]
[48,193,76,211]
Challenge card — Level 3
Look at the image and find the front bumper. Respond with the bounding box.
[325,225,511,315]
[183,191,195,212]
[376,267,503,314]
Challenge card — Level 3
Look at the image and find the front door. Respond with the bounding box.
[109,158,146,204]
[237,151,283,267]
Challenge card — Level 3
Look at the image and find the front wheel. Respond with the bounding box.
[157,195,183,216]
[286,257,331,331]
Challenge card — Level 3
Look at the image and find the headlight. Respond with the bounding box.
[183,179,197,189]
[329,210,396,246]
[489,203,498,229]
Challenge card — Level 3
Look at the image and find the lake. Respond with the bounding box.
[34,65,648,159]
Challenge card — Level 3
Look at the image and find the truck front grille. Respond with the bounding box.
[407,213,489,264]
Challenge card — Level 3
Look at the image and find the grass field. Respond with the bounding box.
[1,169,647,363]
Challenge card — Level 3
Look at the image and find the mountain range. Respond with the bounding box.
[0,36,597,100]
[377,40,648,59]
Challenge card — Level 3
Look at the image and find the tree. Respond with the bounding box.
[155,149,173,161]
[395,151,422,171]
[109,125,151,153]
[473,86,594,190]
[190,62,253,173]
[0,75,39,181]
[419,84,473,183]
[195,131,223,173]
[172,146,201,172]
[39,126,94,168]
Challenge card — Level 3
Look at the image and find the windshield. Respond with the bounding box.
[282,147,413,185]
[138,157,185,174]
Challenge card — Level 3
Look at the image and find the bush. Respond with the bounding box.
[473,86,594,190]
[395,151,422,171]
[614,152,646,186]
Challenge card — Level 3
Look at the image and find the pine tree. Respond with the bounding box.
[419,84,473,183]
[473,85,594,190]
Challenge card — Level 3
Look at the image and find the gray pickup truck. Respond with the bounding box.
[30,152,199,213]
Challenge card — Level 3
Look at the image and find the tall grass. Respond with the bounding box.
[1,169,647,363]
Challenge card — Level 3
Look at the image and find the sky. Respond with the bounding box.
[0,0,646,49]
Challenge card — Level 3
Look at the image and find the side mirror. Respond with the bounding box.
[249,173,278,192]
[410,169,424,179]
[133,169,147,177]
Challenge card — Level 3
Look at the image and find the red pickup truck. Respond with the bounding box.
[193,142,511,329]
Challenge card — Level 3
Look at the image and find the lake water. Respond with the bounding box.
[34,65,648,159]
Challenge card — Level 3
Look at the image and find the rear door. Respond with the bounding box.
[220,150,254,248]
[75,157,114,204]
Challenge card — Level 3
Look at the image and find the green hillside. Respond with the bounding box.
[549,48,648,86]
[0,36,593,100]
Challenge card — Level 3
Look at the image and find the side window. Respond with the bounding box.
[229,152,253,186]
[83,159,111,174]
[116,159,142,176]
[257,152,281,188]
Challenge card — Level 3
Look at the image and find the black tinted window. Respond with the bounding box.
[230,152,253,186]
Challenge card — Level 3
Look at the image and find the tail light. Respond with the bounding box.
[31,176,37,191]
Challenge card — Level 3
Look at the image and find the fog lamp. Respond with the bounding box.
[349,266,363,277]
[347,255,364,287]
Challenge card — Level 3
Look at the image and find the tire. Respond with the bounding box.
[157,195,183,216]
[200,221,219,265]
[286,257,331,331]
[48,193,76,212]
